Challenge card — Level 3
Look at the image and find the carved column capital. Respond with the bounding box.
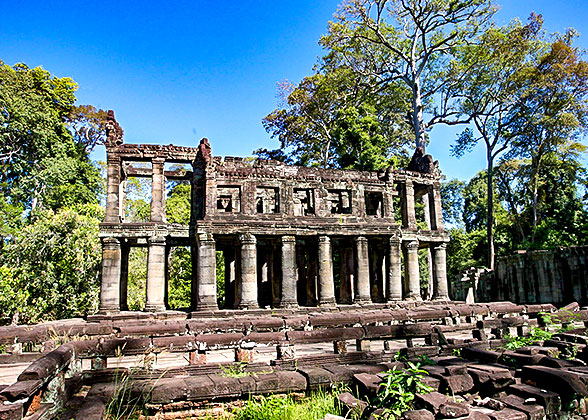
[318,235,331,244]
[148,236,166,246]
[239,233,257,245]
[281,235,296,244]
[404,240,419,251]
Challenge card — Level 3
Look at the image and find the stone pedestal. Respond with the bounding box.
[239,234,258,309]
[318,236,336,306]
[145,236,166,312]
[354,236,371,304]
[387,236,402,301]
[280,235,298,308]
[151,157,166,223]
[99,238,121,313]
[405,240,421,300]
[432,243,449,300]
[195,233,218,310]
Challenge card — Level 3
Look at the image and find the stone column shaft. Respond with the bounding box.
[151,158,166,223]
[318,236,336,306]
[100,238,121,313]
[430,184,444,231]
[403,181,417,229]
[405,240,421,300]
[120,242,129,311]
[432,243,449,300]
[239,234,258,309]
[387,237,402,301]
[195,233,218,310]
[105,155,121,223]
[354,236,371,303]
[146,236,167,312]
[280,236,297,308]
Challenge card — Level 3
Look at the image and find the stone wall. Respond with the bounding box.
[463,247,588,306]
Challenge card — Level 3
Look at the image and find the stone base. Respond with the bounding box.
[318,298,337,307]
[237,301,260,310]
[98,305,120,315]
[145,304,167,312]
[279,300,298,309]
[354,297,372,305]
[194,301,219,311]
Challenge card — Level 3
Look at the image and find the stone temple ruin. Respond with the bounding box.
[99,111,450,313]
[3,112,588,420]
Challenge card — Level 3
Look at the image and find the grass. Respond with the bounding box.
[230,386,348,420]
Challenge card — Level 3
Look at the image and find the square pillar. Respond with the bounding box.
[195,233,218,310]
[238,233,258,309]
[145,236,166,312]
[99,238,121,313]
[280,235,298,308]
[105,155,121,223]
[318,236,336,306]
[151,157,166,223]
[432,243,449,300]
[429,183,444,231]
[402,181,417,229]
[387,235,402,301]
[404,240,421,300]
[354,236,371,304]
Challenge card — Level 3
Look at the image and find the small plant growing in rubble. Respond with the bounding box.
[373,362,433,419]
[220,362,251,378]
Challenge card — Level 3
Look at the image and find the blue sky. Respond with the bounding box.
[1,1,587,181]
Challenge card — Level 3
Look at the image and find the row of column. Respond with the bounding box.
[99,234,449,313]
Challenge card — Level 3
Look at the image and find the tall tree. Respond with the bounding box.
[261,63,411,169]
[508,32,588,241]
[321,0,495,151]
[451,17,544,268]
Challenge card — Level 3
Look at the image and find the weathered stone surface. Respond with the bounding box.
[487,408,527,420]
[0,403,23,420]
[439,402,470,418]
[442,374,475,394]
[74,396,106,420]
[17,344,74,381]
[297,367,335,389]
[287,328,364,344]
[353,373,381,397]
[521,365,588,403]
[499,394,545,420]
[402,409,435,420]
[462,348,501,364]
[414,391,450,413]
[0,379,42,402]
[508,383,561,415]
[337,392,368,417]
[467,364,514,392]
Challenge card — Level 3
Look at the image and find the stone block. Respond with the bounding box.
[488,408,527,420]
[74,396,106,420]
[521,365,588,404]
[402,409,435,420]
[17,344,74,381]
[499,394,545,420]
[0,403,23,420]
[0,380,42,402]
[467,364,514,392]
[353,373,381,398]
[462,347,501,364]
[441,374,475,394]
[508,383,561,415]
[337,392,368,417]
[209,374,243,398]
[414,391,450,413]
[439,402,470,418]
[296,367,335,389]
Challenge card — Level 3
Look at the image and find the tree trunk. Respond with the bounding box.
[487,154,495,270]
[411,79,426,150]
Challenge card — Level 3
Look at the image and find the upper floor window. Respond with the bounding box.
[217,186,241,213]
[293,188,315,216]
[256,187,279,214]
[365,192,383,217]
[327,189,352,214]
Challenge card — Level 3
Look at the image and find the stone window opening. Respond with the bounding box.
[365,192,384,217]
[256,187,279,214]
[327,189,352,214]
[293,188,315,216]
[217,186,241,213]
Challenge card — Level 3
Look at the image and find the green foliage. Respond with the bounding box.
[232,387,346,420]
[127,247,147,311]
[504,327,553,350]
[219,362,252,379]
[216,250,226,308]
[166,183,191,224]
[167,247,191,309]
[374,362,434,419]
[0,204,102,323]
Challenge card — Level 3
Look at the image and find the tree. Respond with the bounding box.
[261,63,411,169]
[451,17,544,268]
[508,32,588,242]
[321,0,495,150]
[66,105,108,154]
[0,61,102,211]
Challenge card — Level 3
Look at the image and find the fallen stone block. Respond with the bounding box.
[508,383,561,415]
[521,365,588,404]
[74,396,106,420]
[462,347,501,364]
[0,379,42,402]
[0,402,23,420]
[488,408,527,420]
[337,392,368,417]
[17,344,74,382]
[353,373,381,398]
[297,367,335,390]
[402,409,435,420]
[467,364,514,393]
[439,401,470,418]
[441,374,475,394]
[414,391,450,413]
[498,394,545,420]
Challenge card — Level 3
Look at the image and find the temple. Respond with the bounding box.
[98,111,450,313]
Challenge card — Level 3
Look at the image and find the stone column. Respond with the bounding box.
[120,241,130,311]
[354,236,371,304]
[387,236,402,301]
[145,236,167,312]
[239,234,258,309]
[339,246,354,304]
[105,155,121,223]
[151,157,166,223]
[280,235,298,308]
[99,238,121,313]
[429,183,444,231]
[432,243,449,300]
[195,233,218,310]
[405,240,421,300]
[318,236,336,306]
[403,181,417,229]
